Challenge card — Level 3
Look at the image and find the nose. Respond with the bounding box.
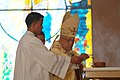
[69,40,74,45]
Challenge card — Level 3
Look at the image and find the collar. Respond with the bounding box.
[26,31,35,36]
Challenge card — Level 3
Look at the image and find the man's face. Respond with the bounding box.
[61,35,74,51]
[34,18,43,35]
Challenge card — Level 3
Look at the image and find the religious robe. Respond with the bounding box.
[14,31,71,80]
[50,41,77,80]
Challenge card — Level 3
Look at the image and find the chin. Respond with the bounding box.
[67,48,72,51]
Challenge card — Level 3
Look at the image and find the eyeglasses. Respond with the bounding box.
[61,36,74,42]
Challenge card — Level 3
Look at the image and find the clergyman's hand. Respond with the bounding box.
[78,54,89,62]
[71,56,79,64]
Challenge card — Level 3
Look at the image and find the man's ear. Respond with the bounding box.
[33,22,36,27]
[30,22,35,27]
[34,22,39,28]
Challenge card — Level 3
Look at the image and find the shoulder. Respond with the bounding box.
[51,41,61,48]
[19,32,42,47]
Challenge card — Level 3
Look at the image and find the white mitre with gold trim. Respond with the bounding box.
[61,13,80,37]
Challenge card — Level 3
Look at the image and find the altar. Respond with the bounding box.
[83,67,120,80]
